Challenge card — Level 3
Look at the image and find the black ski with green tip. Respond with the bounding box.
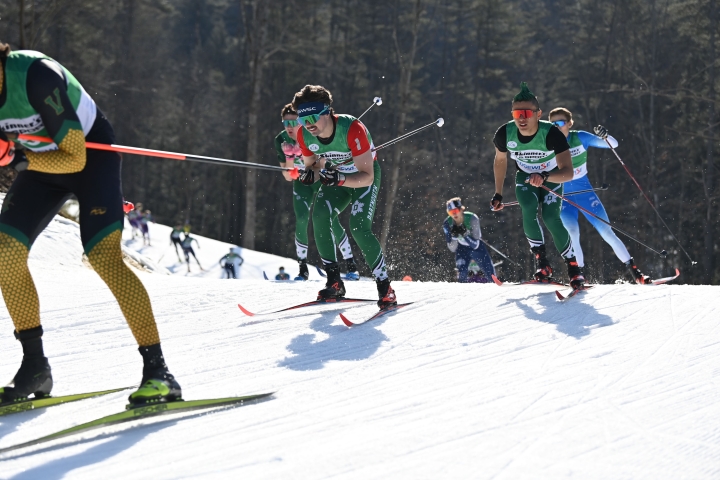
[0,392,274,455]
[0,387,131,417]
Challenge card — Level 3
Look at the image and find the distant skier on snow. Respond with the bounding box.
[275,267,290,281]
[181,233,203,273]
[219,247,244,279]
[442,198,495,283]
[169,224,184,262]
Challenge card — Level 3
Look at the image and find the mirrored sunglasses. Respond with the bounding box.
[447,208,462,215]
[511,109,537,119]
[283,119,300,127]
[552,120,568,128]
[298,107,330,127]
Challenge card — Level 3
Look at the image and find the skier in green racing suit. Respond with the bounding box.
[292,84,396,308]
[274,103,358,280]
[490,82,584,288]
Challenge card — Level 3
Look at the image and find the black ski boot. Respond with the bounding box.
[0,327,53,404]
[625,257,651,284]
[128,344,182,407]
[295,259,309,281]
[345,257,360,281]
[531,245,553,281]
[376,278,397,309]
[566,257,585,289]
[317,262,346,300]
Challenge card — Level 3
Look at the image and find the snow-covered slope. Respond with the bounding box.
[0,214,718,479]
[123,219,319,281]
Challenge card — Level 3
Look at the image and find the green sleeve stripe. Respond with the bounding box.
[84,221,123,255]
[54,119,83,146]
[0,223,30,248]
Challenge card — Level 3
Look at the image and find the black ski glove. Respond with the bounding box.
[319,169,346,187]
[490,193,503,210]
[594,125,609,140]
[450,223,467,236]
[299,169,315,185]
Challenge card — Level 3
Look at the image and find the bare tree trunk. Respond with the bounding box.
[241,0,270,250]
[17,0,26,48]
[704,0,717,281]
[380,0,424,249]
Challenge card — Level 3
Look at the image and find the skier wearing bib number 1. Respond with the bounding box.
[274,103,358,281]
[292,84,396,308]
[490,82,584,288]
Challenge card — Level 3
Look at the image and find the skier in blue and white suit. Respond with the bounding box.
[548,107,650,283]
[442,197,495,283]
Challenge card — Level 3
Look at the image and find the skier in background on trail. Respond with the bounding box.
[442,198,495,283]
[275,102,358,281]
[275,266,290,281]
[139,209,152,246]
[169,224,184,262]
[548,107,652,284]
[0,43,181,407]
[219,247,243,279]
[181,233,203,273]
[293,84,397,308]
[126,202,142,238]
[490,82,584,288]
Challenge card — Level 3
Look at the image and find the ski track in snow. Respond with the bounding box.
[0,213,718,479]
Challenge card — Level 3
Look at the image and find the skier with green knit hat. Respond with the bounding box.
[489,82,584,288]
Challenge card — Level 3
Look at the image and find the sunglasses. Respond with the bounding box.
[283,119,300,127]
[298,107,330,127]
[511,109,538,120]
[447,208,462,215]
[552,120,568,127]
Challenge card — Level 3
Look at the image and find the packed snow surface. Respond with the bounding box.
[0,214,719,479]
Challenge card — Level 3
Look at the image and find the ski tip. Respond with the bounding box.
[555,290,566,300]
[675,268,681,277]
[491,274,503,286]
[339,313,354,327]
[237,304,255,317]
[262,271,269,280]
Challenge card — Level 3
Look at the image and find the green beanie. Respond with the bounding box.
[513,82,537,103]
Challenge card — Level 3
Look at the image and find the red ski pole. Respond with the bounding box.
[12,133,300,179]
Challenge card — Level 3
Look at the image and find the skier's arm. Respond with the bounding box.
[238,256,244,266]
[297,132,322,179]
[493,147,508,199]
[463,215,482,250]
[336,121,375,188]
[25,59,87,174]
[578,130,618,149]
[443,219,459,253]
[275,134,295,182]
[529,126,573,186]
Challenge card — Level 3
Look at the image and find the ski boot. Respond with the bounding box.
[376,278,397,309]
[294,259,309,281]
[566,257,585,289]
[0,327,53,404]
[344,257,360,281]
[128,344,182,408]
[625,257,651,284]
[531,245,553,281]
[317,262,346,300]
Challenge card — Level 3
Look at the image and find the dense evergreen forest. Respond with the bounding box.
[0,0,717,284]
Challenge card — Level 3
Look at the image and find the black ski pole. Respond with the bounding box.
[502,183,609,207]
[481,239,521,266]
[538,184,667,257]
[603,138,696,264]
